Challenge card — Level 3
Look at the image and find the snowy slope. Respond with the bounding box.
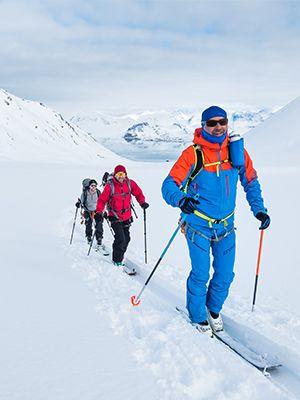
[0,162,160,400]
[66,97,300,399]
[3,160,298,400]
[245,96,300,167]
[0,89,117,163]
[1,93,300,399]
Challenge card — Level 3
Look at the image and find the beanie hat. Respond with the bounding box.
[114,165,127,175]
[201,106,227,123]
[89,179,98,186]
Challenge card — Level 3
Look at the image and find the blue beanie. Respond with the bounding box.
[201,106,227,123]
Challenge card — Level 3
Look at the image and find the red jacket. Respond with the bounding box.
[96,178,145,221]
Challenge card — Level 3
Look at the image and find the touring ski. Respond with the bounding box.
[176,306,281,372]
[123,258,138,276]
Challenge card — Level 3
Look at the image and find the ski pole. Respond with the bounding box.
[131,214,187,306]
[69,202,80,245]
[87,229,96,256]
[131,204,138,219]
[143,208,147,264]
[105,215,114,237]
[251,229,265,312]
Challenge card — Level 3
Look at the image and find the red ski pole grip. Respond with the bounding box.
[131,295,141,307]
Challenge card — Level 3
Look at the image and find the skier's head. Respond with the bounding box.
[201,106,228,137]
[89,179,98,192]
[114,165,127,183]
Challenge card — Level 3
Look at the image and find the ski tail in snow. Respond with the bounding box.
[123,258,138,276]
[176,306,282,372]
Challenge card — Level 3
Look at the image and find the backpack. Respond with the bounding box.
[82,178,92,191]
[102,172,112,186]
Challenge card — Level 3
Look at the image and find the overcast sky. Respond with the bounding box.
[0,0,299,115]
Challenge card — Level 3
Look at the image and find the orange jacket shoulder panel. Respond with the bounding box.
[169,145,196,186]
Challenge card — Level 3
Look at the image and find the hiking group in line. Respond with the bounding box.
[71,105,270,335]
[73,164,149,270]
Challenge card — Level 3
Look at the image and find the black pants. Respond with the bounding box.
[84,211,103,242]
[110,218,132,263]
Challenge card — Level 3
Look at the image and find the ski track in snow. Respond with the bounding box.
[61,210,300,400]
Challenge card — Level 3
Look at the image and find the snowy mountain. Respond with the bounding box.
[231,109,273,134]
[2,92,300,400]
[71,108,274,160]
[0,89,117,163]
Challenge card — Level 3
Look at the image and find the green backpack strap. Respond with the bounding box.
[182,144,203,193]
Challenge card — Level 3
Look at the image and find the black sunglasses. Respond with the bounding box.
[205,118,228,127]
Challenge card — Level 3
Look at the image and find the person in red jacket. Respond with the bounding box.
[96,165,149,266]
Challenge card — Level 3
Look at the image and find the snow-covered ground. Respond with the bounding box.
[1,92,300,399]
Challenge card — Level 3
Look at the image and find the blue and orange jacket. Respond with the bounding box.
[161,128,266,228]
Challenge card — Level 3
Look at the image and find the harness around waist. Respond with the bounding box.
[193,209,234,228]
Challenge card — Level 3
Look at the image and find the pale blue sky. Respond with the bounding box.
[0,0,299,114]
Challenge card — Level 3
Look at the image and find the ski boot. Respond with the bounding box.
[113,261,136,275]
[123,264,136,276]
[95,239,109,256]
[113,261,124,267]
[193,320,213,336]
[207,310,223,332]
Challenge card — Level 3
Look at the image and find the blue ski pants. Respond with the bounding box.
[185,224,236,323]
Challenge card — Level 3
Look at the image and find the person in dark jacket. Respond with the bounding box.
[96,165,149,266]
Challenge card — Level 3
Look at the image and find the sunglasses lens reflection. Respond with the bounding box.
[116,172,126,178]
[206,118,228,127]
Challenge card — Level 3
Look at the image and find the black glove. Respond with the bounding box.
[141,202,149,209]
[94,212,103,222]
[255,212,271,230]
[75,200,81,208]
[179,197,200,214]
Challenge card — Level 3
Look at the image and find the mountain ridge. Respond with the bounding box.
[0,89,117,164]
